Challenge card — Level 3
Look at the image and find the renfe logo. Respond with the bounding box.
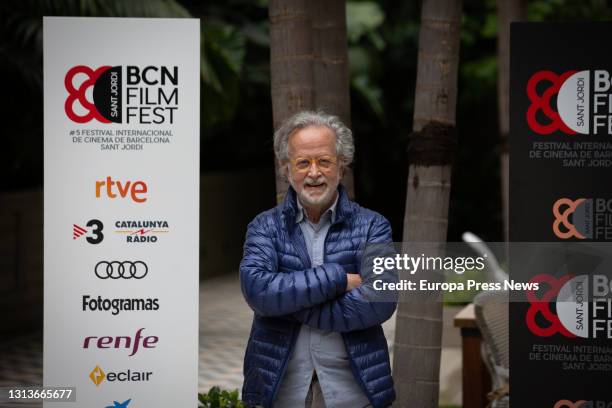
[65,65,178,124]
[83,328,158,356]
[527,70,612,135]
[95,176,147,203]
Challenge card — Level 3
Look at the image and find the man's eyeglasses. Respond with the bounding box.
[289,155,339,173]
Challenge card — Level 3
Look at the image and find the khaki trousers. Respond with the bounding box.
[305,374,326,408]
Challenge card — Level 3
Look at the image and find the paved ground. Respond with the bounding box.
[0,274,462,406]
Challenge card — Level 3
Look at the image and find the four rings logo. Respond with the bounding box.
[65,65,178,124]
[553,198,612,240]
[527,69,612,135]
[95,261,148,280]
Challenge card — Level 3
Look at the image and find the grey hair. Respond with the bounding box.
[273,111,354,165]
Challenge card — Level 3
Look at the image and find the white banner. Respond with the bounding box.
[43,17,199,407]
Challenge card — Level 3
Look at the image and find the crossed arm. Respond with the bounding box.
[239,213,397,332]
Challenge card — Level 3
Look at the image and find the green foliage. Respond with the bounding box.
[347,2,385,49]
[0,0,191,88]
[202,21,246,128]
[347,1,386,119]
[198,387,245,408]
[527,0,612,21]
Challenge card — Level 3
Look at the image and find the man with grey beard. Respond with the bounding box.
[240,111,396,408]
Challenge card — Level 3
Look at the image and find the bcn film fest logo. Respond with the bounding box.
[554,400,612,408]
[526,273,612,339]
[527,69,612,135]
[64,65,178,124]
[552,198,612,240]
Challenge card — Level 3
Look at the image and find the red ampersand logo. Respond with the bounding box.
[552,198,586,239]
[554,400,587,408]
[64,65,111,123]
[525,274,575,337]
[526,70,577,135]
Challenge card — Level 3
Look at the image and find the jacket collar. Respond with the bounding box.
[281,184,355,227]
[295,193,338,225]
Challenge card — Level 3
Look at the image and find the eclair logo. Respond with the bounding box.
[64,65,178,124]
[527,69,612,135]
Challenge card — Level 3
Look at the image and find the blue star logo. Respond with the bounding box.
[105,399,131,408]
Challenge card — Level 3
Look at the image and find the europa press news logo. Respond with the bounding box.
[526,273,612,339]
[64,65,179,124]
[527,69,612,135]
[552,198,612,240]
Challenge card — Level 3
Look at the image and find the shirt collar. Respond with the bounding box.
[295,192,339,225]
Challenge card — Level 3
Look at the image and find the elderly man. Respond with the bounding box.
[240,111,396,408]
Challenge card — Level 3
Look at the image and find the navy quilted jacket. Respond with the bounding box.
[240,185,397,408]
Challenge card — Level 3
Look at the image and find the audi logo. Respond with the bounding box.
[95,261,148,279]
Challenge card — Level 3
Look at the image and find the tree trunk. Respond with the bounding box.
[497,0,525,242]
[393,1,462,407]
[269,0,354,203]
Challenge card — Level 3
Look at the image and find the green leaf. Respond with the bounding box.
[481,13,497,39]
[202,21,247,127]
[346,1,385,44]
[352,74,383,119]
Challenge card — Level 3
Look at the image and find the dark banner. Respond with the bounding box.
[510,23,612,407]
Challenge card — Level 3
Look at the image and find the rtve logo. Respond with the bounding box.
[95,176,147,203]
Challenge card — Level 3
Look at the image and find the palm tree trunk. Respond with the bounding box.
[269,0,354,203]
[393,1,462,407]
[497,0,525,242]
[311,0,355,198]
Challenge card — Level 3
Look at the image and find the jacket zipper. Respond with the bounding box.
[268,219,311,407]
[268,321,300,407]
[327,220,376,407]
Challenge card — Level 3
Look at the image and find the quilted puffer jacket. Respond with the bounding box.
[240,185,397,408]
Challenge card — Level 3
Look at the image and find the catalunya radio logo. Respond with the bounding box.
[527,70,612,135]
[64,65,178,125]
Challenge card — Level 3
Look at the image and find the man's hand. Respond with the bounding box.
[346,273,362,291]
